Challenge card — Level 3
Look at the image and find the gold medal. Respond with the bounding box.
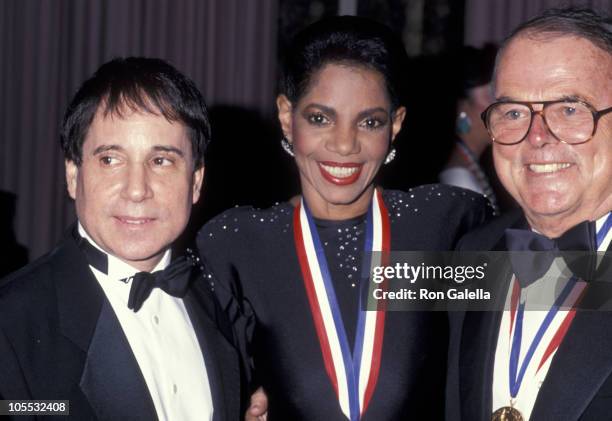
[492,406,524,421]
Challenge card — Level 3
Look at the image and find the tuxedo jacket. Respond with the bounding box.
[447,209,612,421]
[0,227,242,421]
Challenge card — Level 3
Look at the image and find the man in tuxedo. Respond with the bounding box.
[0,57,241,420]
[449,7,612,421]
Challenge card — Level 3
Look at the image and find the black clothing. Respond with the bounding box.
[198,185,492,420]
[0,224,242,421]
[447,210,612,421]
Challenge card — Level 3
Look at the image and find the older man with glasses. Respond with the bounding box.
[482,100,612,147]
[447,7,612,421]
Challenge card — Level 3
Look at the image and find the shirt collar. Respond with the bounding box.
[77,222,171,280]
[529,212,611,248]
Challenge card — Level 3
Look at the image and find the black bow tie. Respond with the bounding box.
[124,257,192,312]
[505,220,597,287]
[75,229,193,312]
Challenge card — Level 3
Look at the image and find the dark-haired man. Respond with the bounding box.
[0,58,241,420]
[449,7,612,421]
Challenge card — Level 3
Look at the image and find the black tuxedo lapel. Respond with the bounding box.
[80,300,158,421]
[183,279,241,421]
[529,312,612,420]
[530,241,612,421]
[53,230,156,419]
[457,211,524,420]
[459,270,513,420]
[459,309,501,420]
[53,234,105,353]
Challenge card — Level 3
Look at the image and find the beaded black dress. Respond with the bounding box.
[197,185,492,420]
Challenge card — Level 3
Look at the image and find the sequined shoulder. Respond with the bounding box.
[199,202,295,242]
[382,184,493,222]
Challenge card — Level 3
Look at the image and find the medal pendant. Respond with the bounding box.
[492,406,524,421]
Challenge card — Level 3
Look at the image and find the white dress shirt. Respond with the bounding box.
[492,214,612,419]
[79,224,214,421]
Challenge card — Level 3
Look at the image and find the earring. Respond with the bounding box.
[281,137,295,157]
[456,111,472,134]
[384,148,396,165]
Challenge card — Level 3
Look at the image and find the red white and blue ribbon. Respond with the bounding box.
[508,212,612,397]
[293,189,390,420]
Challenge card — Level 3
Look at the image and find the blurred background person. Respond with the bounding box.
[438,44,499,213]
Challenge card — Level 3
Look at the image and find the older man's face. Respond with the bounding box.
[493,35,612,233]
[65,107,204,271]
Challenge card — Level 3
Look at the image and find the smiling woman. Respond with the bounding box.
[197,16,493,420]
[277,63,404,218]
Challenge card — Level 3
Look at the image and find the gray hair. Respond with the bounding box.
[503,7,612,55]
[493,7,612,87]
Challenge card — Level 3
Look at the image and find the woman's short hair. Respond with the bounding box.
[280,15,408,111]
[60,57,210,169]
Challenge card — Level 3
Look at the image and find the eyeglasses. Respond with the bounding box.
[481,99,612,145]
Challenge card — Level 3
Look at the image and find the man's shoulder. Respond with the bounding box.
[0,237,78,318]
[384,184,491,210]
[458,208,525,251]
[1,248,58,296]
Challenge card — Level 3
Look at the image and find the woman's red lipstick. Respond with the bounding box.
[318,161,363,185]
